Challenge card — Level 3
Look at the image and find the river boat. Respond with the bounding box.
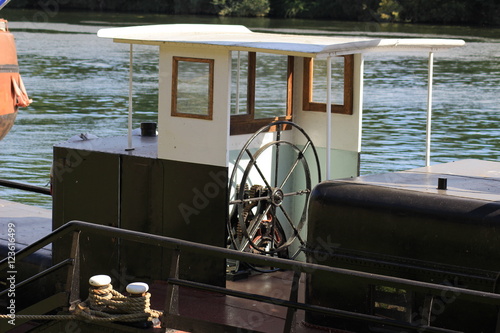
[0,18,31,141]
[1,22,500,333]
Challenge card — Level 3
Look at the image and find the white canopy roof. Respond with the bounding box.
[97,24,465,58]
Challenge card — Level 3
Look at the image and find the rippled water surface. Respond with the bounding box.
[0,9,499,208]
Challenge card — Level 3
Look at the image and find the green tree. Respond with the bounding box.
[377,0,403,21]
[269,0,308,18]
[212,0,270,16]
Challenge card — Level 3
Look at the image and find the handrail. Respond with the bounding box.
[0,259,73,297]
[3,220,500,306]
[2,220,500,332]
[0,179,51,195]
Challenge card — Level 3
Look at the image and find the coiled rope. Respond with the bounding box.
[0,283,163,323]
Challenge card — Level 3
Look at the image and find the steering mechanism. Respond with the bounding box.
[227,121,321,264]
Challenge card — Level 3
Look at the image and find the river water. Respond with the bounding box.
[0,9,499,209]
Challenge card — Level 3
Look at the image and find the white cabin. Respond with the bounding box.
[97,24,464,179]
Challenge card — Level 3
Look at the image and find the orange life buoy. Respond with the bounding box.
[0,19,31,140]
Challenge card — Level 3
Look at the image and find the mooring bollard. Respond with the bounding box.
[126,282,149,297]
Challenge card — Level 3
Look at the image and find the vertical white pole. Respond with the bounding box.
[235,51,241,115]
[127,44,134,151]
[326,56,332,180]
[425,51,434,166]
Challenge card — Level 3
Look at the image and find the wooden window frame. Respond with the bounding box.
[302,55,354,115]
[171,56,214,120]
[230,53,294,135]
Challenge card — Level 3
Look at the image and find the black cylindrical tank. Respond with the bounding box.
[305,175,500,332]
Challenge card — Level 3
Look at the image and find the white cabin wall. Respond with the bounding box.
[293,53,364,180]
[158,45,231,167]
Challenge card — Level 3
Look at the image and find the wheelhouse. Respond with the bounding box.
[91,24,466,275]
[97,24,464,179]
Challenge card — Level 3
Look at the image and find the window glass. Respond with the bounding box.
[172,57,214,120]
[230,52,293,135]
[231,52,249,115]
[311,57,345,105]
[302,55,353,115]
[254,54,289,119]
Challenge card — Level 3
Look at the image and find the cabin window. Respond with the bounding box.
[171,57,214,120]
[230,51,250,116]
[230,52,293,135]
[303,55,354,115]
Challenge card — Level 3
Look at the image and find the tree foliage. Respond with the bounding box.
[212,0,270,17]
[398,0,498,25]
[7,0,500,25]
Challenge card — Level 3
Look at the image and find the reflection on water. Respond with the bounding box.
[0,9,499,208]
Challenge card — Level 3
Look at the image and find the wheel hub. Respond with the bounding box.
[270,188,284,206]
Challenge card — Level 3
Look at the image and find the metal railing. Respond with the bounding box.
[2,220,500,332]
[0,179,51,195]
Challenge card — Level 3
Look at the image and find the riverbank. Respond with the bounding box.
[4,0,500,26]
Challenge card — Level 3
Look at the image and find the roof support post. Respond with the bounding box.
[235,51,241,115]
[425,51,434,166]
[326,56,332,180]
[126,43,134,151]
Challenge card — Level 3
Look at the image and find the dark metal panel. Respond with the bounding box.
[119,155,164,286]
[52,147,120,229]
[161,159,228,287]
[52,147,120,296]
[52,138,228,291]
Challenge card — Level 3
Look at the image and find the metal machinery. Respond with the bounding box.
[306,160,500,332]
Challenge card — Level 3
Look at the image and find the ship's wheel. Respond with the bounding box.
[227,121,321,263]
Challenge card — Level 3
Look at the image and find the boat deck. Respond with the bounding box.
[149,270,331,333]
